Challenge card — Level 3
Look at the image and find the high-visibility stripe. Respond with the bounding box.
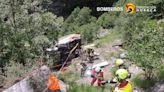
[114,81,132,92]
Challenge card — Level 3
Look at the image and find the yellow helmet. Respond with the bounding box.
[115,69,128,79]
[115,59,124,66]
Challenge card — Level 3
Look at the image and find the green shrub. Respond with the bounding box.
[67,84,104,92]
[62,7,98,43]
[97,12,117,28]
[98,30,123,45]
[124,18,164,79]
[62,71,80,83]
[131,74,155,91]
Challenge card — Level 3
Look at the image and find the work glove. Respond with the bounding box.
[91,75,95,78]
[106,80,111,83]
[101,81,107,85]
[101,80,110,84]
[127,73,131,79]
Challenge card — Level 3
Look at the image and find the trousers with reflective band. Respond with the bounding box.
[48,73,60,91]
[113,81,132,92]
[91,70,104,86]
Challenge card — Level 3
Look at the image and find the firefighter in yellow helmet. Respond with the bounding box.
[113,69,132,92]
[115,59,131,78]
[101,59,128,85]
[115,59,125,69]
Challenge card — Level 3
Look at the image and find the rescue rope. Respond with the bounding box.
[43,43,79,92]
[58,43,79,75]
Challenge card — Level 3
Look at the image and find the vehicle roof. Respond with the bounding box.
[83,44,95,50]
[58,34,81,45]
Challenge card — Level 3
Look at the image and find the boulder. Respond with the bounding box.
[150,80,164,92]
[3,66,67,92]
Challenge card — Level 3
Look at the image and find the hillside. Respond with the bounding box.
[0,0,164,92]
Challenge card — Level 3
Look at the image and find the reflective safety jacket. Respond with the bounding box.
[48,73,60,91]
[114,81,132,92]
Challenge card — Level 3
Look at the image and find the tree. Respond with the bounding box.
[62,7,98,43]
[97,12,117,28]
[124,18,164,79]
[0,0,63,82]
[149,0,164,19]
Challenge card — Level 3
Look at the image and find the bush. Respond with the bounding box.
[0,0,62,84]
[131,74,155,91]
[124,18,164,79]
[67,84,104,92]
[97,12,117,28]
[62,7,98,43]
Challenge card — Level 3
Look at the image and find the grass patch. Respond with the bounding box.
[131,74,155,92]
[97,30,123,45]
[67,83,114,92]
[156,65,164,80]
[67,84,103,92]
[59,70,80,83]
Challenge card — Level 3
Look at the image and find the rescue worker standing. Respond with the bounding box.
[47,68,61,92]
[102,69,132,92]
[91,66,104,87]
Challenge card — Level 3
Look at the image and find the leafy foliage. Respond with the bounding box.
[97,12,117,28]
[67,84,104,92]
[0,0,164,91]
[62,7,98,43]
[124,17,164,79]
[0,0,63,82]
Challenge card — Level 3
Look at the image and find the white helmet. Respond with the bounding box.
[95,66,101,73]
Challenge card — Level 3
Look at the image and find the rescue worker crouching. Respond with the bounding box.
[47,68,61,92]
[86,48,94,63]
[91,66,104,87]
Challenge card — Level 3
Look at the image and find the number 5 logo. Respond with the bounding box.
[125,3,136,14]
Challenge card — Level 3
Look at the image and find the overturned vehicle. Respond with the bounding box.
[46,34,81,65]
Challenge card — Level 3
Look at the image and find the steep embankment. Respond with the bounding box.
[62,29,145,92]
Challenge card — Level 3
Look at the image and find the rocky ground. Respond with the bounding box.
[63,35,145,92]
[3,30,164,92]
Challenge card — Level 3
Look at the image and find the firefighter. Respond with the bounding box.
[91,66,104,87]
[102,59,131,85]
[113,69,132,92]
[102,69,132,92]
[47,68,61,92]
[115,59,131,78]
[80,62,87,77]
[86,48,94,62]
[115,59,126,69]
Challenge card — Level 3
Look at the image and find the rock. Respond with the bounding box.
[128,64,144,75]
[119,52,127,59]
[133,87,142,92]
[3,78,34,92]
[150,80,164,92]
[59,80,67,92]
